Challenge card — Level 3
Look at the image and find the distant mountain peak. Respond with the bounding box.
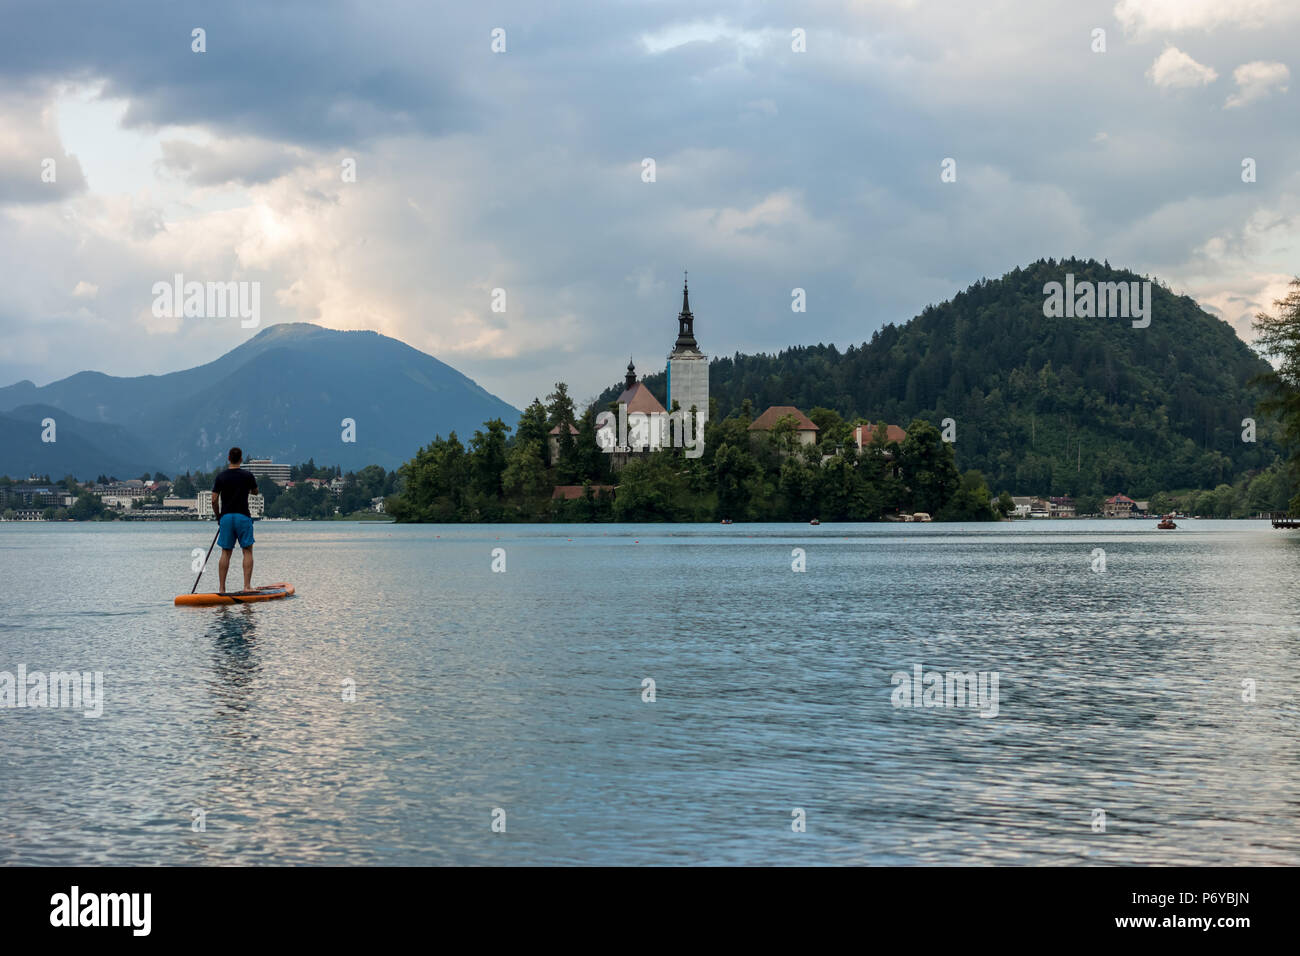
[0,323,519,477]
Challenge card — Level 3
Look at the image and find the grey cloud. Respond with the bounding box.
[1,0,1298,406]
[156,138,308,186]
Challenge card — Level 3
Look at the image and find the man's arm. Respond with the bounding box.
[211,490,219,517]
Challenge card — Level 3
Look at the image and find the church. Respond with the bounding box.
[603,276,709,468]
[666,275,708,430]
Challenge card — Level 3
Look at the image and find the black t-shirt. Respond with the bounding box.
[213,467,259,517]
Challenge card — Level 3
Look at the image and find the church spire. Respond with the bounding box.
[673,272,697,351]
[625,356,637,391]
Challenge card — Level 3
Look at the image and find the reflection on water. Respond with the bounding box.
[208,605,260,718]
[2,519,1300,865]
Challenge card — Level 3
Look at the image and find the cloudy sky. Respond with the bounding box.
[1,0,1297,409]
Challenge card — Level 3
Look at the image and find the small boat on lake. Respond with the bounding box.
[809,518,820,525]
[1157,515,1177,529]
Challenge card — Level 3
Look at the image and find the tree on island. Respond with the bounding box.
[1252,277,1300,513]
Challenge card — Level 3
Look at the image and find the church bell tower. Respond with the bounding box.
[667,273,708,435]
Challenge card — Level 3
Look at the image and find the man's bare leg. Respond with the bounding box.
[242,546,254,591]
[218,548,233,593]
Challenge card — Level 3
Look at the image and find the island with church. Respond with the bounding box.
[384,275,992,524]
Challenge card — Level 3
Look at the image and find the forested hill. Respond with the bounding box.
[596,258,1278,498]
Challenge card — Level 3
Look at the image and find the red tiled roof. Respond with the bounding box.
[551,484,616,500]
[1106,494,1136,504]
[748,406,819,431]
[615,382,666,415]
[548,423,579,435]
[853,423,907,445]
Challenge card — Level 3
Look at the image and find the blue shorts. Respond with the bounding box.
[217,513,255,550]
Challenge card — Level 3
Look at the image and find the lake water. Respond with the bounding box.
[2,519,1298,865]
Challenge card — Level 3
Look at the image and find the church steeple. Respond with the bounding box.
[674,272,697,351]
[625,356,637,391]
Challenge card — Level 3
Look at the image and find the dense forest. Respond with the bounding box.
[385,386,1001,523]
[595,258,1281,501]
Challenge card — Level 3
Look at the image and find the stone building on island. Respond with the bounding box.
[667,276,708,431]
[599,277,710,470]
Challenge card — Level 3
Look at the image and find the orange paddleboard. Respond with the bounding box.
[175,583,296,606]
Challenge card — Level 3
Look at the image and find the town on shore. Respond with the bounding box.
[0,455,1276,523]
[0,459,395,522]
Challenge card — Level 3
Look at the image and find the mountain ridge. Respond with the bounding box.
[0,323,520,477]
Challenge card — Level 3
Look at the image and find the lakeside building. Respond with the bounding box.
[197,492,265,519]
[749,406,820,447]
[94,479,167,499]
[1049,496,1076,517]
[848,423,907,453]
[551,484,616,501]
[245,458,292,485]
[608,358,669,469]
[1007,495,1075,518]
[548,423,579,463]
[0,483,67,509]
[127,496,201,519]
[1102,494,1144,517]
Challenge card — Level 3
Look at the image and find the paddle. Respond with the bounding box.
[190,521,221,594]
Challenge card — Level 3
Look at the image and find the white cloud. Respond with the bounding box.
[1171,196,1300,340]
[1116,0,1299,35]
[639,19,771,55]
[1188,273,1293,341]
[1225,60,1289,108]
[71,280,97,298]
[0,91,87,202]
[1146,47,1218,89]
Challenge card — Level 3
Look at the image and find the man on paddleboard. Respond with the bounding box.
[211,447,259,593]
